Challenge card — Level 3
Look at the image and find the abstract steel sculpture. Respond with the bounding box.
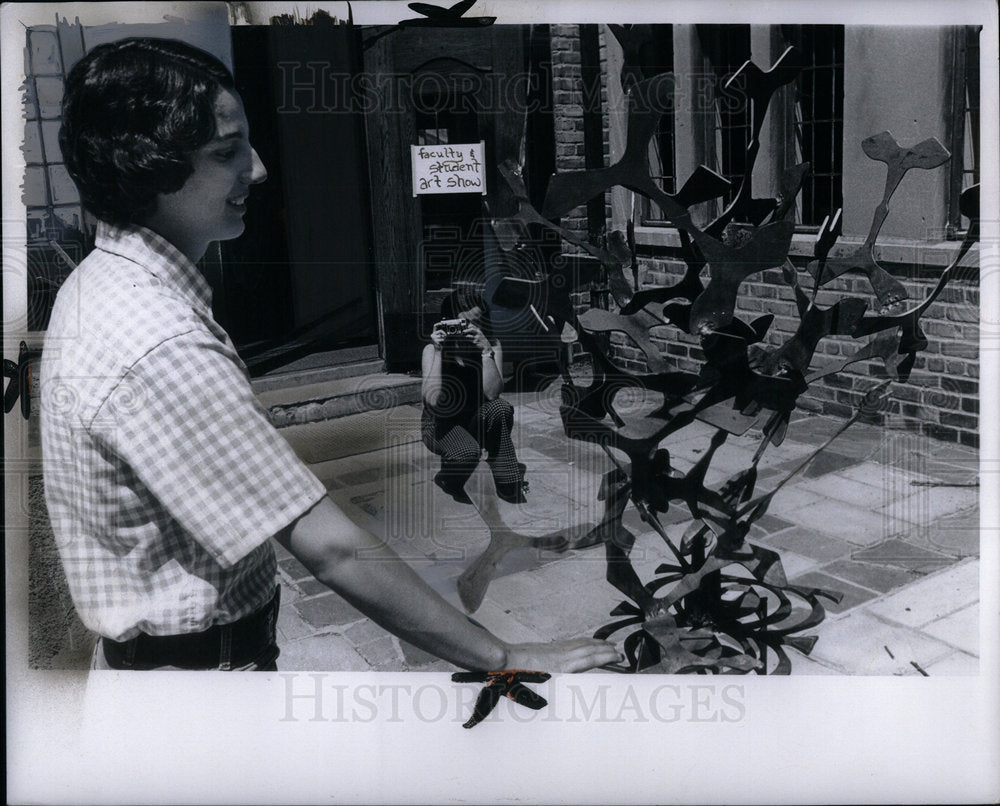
[450,39,978,675]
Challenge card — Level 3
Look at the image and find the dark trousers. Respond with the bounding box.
[422,398,520,489]
[91,588,281,671]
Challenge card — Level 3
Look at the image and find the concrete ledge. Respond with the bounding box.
[632,225,979,269]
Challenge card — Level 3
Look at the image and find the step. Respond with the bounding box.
[279,404,423,463]
[250,355,384,394]
[258,372,422,427]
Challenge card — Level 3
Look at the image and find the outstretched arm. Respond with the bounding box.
[275,496,620,672]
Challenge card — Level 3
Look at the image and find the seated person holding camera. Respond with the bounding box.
[421,290,527,504]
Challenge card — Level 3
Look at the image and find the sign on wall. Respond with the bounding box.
[411,141,487,196]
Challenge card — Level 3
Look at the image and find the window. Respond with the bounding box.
[785,25,845,228]
[627,24,675,224]
[699,25,752,214]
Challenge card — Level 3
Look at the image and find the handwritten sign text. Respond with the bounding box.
[411,141,486,196]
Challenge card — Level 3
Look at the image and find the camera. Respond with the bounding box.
[434,318,471,336]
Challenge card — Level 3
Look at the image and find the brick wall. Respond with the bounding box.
[549,25,613,245]
[616,248,979,447]
[548,26,617,351]
[550,25,587,239]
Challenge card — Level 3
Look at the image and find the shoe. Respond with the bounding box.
[495,463,528,504]
[496,484,526,504]
[434,471,472,505]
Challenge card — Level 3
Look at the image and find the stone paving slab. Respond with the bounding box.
[922,603,979,656]
[900,484,981,522]
[924,507,981,558]
[821,557,923,594]
[490,544,569,581]
[865,560,979,628]
[527,549,609,589]
[921,649,979,675]
[851,538,955,573]
[398,639,454,672]
[294,591,368,631]
[286,577,330,598]
[802,450,863,477]
[808,611,955,675]
[507,591,613,640]
[798,471,914,510]
[827,460,920,493]
[277,600,319,642]
[468,598,549,644]
[762,527,856,563]
[755,485,827,516]
[783,497,908,546]
[921,460,980,484]
[777,548,825,580]
[278,631,371,671]
[354,635,408,671]
[477,564,551,608]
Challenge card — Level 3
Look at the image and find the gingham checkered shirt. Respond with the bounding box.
[41,223,327,641]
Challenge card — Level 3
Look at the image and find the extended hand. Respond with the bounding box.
[504,637,622,673]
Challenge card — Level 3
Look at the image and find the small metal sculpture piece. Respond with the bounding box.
[398,0,495,27]
[606,24,662,95]
[3,341,40,420]
[687,221,796,335]
[811,131,951,311]
[493,159,627,269]
[750,264,868,380]
[451,670,551,728]
[702,47,803,238]
[541,74,730,224]
[577,306,674,374]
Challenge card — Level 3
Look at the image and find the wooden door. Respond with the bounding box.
[362,25,529,370]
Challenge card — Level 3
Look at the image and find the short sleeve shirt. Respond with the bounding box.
[41,223,327,641]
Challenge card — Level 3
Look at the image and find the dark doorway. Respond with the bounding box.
[214,25,378,378]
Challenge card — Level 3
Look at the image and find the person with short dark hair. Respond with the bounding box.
[421,289,526,504]
[42,37,619,673]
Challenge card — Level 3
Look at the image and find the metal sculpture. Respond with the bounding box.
[466,40,978,675]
